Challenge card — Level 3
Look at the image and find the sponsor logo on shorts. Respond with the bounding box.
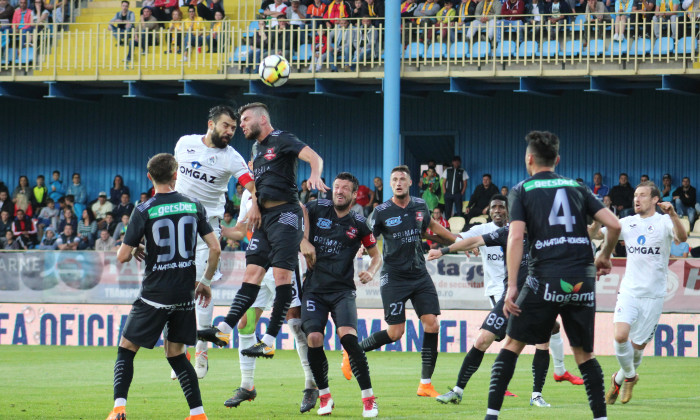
[542,279,594,304]
[316,218,332,229]
[264,148,276,161]
[386,216,402,227]
[346,226,357,239]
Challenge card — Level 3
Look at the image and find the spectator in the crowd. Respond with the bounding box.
[425,207,450,249]
[661,173,675,203]
[63,194,75,216]
[355,183,371,215]
[499,0,525,41]
[91,191,114,221]
[182,5,204,61]
[113,213,129,241]
[224,238,240,252]
[58,207,78,233]
[329,18,354,70]
[441,155,469,219]
[195,0,224,21]
[37,227,58,250]
[11,0,32,48]
[640,174,650,183]
[229,184,243,215]
[14,192,33,218]
[12,208,37,247]
[299,179,311,203]
[94,229,116,251]
[589,172,609,200]
[413,0,440,39]
[206,10,225,52]
[66,172,87,218]
[609,172,635,217]
[0,0,16,33]
[287,0,307,29]
[0,190,12,215]
[56,224,79,251]
[137,7,159,56]
[350,197,364,215]
[652,0,679,39]
[500,186,508,196]
[612,0,634,40]
[307,0,327,25]
[431,0,457,42]
[421,167,440,211]
[265,0,288,27]
[670,236,689,258]
[98,212,118,236]
[464,173,499,222]
[114,231,126,248]
[76,208,97,249]
[363,0,384,21]
[586,0,611,25]
[109,174,130,206]
[308,24,329,71]
[137,192,149,205]
[371,176,384,208]
[324,0,351,27]
[543,0,573,38]
[112,192,134,220]
[466,0,501,41]
[30,0,50,48]
[12,175,31,201]
[350,0,364,18]
[349,13,379,70]
[602,194,618,217]
[456,0,478,35]
[3,230,25,250]
[401,0,419,25]
[109,1,135,45]
[36,198,59,237]
[673,176,697,227]
[166,7,183,53]
[32,175,48,209]
[220,210,236,249]
[524,0,544,33]
[0,210,12,236]
[48,170,65,202]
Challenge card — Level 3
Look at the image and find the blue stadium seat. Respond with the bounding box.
[425,42,446,59]
[403,42,424,59]
[449,41,469,58]
[245,21,259,37]
[606,39,628,56]
[563,40,583,57]
[470,41,490,58]
[517,41,538,58]
[653,37,675,55]
[539,40,560,57]
[570,14,587,32]
[629,38,651,56]
[675,37,696,54]
[293,43,314,61]
[230,45,251,62]
[586,39,605,56]
[493,40,516,58]
[19,47,33,64]
[1,48,13,65]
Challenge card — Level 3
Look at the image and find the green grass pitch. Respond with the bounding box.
[0,346,698,419]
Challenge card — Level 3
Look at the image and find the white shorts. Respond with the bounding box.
[251,268,302,310]
[195,216,222,282]
[613,293,664,345]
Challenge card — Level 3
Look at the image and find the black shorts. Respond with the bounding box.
[380,271,441,325]
[301,290,358,335]
[507,276,596,351]
[121,298,196,349]
[481,295,508,342]
[246,203,304,271]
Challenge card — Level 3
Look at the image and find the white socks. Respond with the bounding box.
[288,317,316,389]
[614,340,636,384]
[633,348,643,370]
[238,332,257,390]
[550,332,566,376]
[217,321,234,334]
[453,386,464,396]
[361,388,374,398]
[261,333,275,347]
[114,398,126,408]
[189,406,204,415]
[420,378,431,384]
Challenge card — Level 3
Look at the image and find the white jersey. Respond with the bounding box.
[458,221,505,298]
[174,134,252,219]
[605,213,674,298]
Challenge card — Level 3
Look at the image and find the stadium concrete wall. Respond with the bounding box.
[1,304,698,357]
[1,90,699,198]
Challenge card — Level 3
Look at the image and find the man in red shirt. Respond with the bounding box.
[426,207,450,249]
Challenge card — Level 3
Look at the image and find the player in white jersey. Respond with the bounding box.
[220,189,317,412]
[173,105,256,379]
[590,181,686,405]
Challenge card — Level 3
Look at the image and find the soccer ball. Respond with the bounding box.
[258,54,291,87]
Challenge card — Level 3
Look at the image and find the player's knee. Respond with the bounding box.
[551,321,560,335]
[474,330,495,351]
[306,332,324,347]
[614,331,629,343]
[387,325,405,341]
[238,308,257,335]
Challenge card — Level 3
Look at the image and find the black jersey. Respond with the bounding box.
[509,172,604,278]
[481,226,529,290]
[305,199,377,293]
[251,130,307,204]
[123,192,213,305]
[369,197,431,275]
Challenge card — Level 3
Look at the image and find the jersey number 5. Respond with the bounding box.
[152,216,196,262]
[548,189,576,232]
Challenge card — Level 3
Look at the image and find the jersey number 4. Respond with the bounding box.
[152,216,196,262]
[548,189,576,232]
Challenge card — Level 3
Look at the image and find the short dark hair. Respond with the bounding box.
[391,165,411,176]
[121,0,129,5]
[619,173,628,178]
[72,172,80,178]
[188,4,195,11]
[237,102,270,119]
[490,194,508,206]
[46,198,54,203]
[208,105,237,123]
[334,172,359,192]
[594,172,602,177]
[525,131,559,167]
[683,176,690,182]
[637,181,660,200]
[53,170,60,175]
[106,212,113,217]
[147,153,178,185]
[65,194,75,202]
[482,173,492,179]
[452,156,461,162]
[37,175,44,180]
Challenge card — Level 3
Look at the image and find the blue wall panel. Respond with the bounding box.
[0,90,697,205]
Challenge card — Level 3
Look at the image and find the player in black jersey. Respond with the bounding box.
[106,153,220,420]
[358,165,459,398]
[198,102,327,360]
[300,172,382,417]
[483,132,621,420]
[428,195,556,407]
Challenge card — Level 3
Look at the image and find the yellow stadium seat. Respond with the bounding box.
[448,216,465,234]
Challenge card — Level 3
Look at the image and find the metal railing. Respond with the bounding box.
[0,13,697,80]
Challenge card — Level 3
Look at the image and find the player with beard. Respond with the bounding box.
[355,165,458,398]
[173,105,255,380]
[300,172,382,417]
[199,103,327,366]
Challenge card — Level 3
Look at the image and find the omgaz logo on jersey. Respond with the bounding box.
[264,148,276,161]
[191,161,202,169]
[316,218,332,229]
[148,202,197,218]
[627,235,661,254]
[386,216,402,227]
